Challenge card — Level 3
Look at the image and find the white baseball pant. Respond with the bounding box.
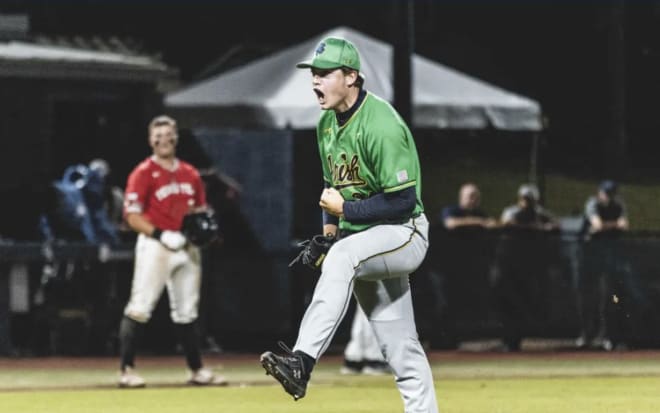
[124,234,201,324]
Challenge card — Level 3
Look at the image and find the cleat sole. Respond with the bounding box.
[260,351,306,401]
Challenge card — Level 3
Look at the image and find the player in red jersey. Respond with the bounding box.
[118,115,225,388]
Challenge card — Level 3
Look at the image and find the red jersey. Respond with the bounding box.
[124,157,206,231]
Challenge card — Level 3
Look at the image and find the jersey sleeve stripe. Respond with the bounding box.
[383,181,416,193]
[124,205,143,214]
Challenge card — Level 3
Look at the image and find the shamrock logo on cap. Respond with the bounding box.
[315,42,326,56]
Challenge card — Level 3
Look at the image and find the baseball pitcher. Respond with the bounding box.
[260,37,438,413]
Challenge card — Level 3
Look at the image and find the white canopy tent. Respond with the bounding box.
[0,40,171,81]
[165,26,542,131]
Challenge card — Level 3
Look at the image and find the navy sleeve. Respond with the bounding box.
[343,186,416,223]
[441,205,459,222]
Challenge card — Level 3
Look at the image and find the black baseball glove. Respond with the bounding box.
[181,210,219,247]
[289,234,336,271]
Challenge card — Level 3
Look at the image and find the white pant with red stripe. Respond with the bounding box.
[124,234,201,324]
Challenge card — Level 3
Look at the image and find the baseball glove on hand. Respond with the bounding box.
[289,234,335,271]
[181,210,219,247]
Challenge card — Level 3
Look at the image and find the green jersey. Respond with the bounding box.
[317,91,424,232]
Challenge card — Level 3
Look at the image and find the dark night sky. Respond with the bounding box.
[3,0,660,176]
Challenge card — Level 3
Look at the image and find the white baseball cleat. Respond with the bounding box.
[339,360,363,375]
[119,367,146,388]
[188,368,228,386]
[361,361,391,376]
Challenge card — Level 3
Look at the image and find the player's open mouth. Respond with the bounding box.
[313,88,325,102]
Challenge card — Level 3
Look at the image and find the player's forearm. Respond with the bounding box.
[323,224,338,237]
[610,217,629,230]
[596,219,628,231]
[190,204,208,213]
[588,216,603,231]
[125,213,157,237]
[445,216,490,229]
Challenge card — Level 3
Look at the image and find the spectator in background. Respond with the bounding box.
[83,159,120,246]
[30,160,123,356]
[584,180,628,235]
[428,183,497,348]
[500,184,558,232]
[441,183,497,231]
[88,159,131,237]
[491,183,558,351]
[40,160,120,246]
[579,180,636,350]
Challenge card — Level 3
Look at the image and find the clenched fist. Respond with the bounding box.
[319,187,344,217]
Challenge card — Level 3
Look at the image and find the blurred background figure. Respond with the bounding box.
[491,183,558,351]
[340,303,389,376]
[40,159,120,246]
[424,183,497,348]
[83,159,121,246]
[28,159,122,356]
[441,183,497,231]
[578,180,642,350]
[88,159,130,238]
[500,184,557,232]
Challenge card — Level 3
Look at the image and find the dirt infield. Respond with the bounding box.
[2,348,660,370]
[0,354,242,370]
[0,348,659,394]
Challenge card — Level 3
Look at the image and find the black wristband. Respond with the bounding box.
[151,228,163,240]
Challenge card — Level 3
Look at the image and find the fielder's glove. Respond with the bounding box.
[181,210,219,247]
[289,234,336,271]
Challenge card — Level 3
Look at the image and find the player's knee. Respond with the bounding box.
[171,310,197,324]
[124,310,151,323]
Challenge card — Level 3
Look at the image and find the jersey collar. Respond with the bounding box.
[336,88,367,128]
[150,155,179,172]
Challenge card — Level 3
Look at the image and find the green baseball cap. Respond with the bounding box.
[296,37,361,72]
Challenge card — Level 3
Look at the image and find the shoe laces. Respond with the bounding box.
[277,341,294,354]
[277,341,306,378]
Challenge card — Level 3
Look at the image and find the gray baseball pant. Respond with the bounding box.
[294,214,438,413]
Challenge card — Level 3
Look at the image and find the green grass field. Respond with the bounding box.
[1,351,659,413]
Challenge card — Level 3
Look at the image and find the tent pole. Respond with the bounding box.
[529,131,546,205]
[392,0,414,125]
